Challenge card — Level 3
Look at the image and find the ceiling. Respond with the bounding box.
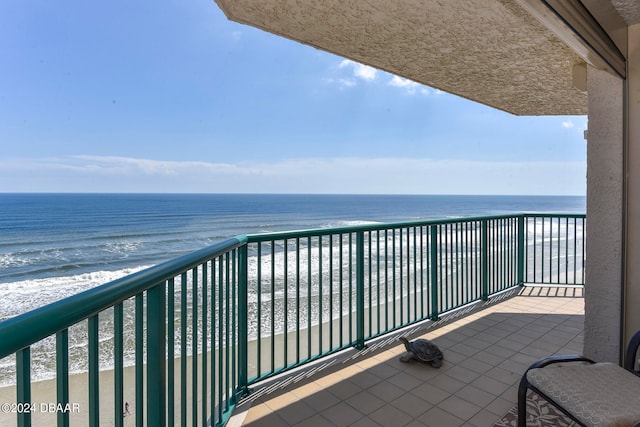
[215,0,634,116]
[610,0,640,25]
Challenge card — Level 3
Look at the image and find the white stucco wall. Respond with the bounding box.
[584,65,624,363]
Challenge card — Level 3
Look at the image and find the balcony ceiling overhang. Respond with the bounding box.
[215,0,587,115]
[215,0,634,116]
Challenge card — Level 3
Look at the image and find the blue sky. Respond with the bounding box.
[0,0,587,195]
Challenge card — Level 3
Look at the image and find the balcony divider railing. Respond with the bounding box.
[0,213,585,427]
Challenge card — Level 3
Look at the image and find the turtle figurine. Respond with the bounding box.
[398,336,444,367]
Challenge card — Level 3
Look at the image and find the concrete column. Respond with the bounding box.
[584,65,624,363]
[624,23,640,353]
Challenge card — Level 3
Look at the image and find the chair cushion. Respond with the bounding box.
[527,362,640,427]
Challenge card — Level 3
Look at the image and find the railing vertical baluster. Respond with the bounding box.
[504,219,509,288]
[307,236,312,359]
[429,225,439,321]
[384,229,389,330]
[419,227,424,319]
[295,237,300,364]
[16,347,31,427]
[224,254,231,412]
[392,229,396,326]
[565,219,570,283]
[209,261,215,427]
[238,245,249,397]
[270,242,276,373]
[407,228,411,320]
[147,282,167,427]
[487,220,493,294]
[201,264,208,427]
[231,252,237,403]
[348,233,353,344]
[455,223,460,306]
[283,240,288,366]
[508,219,513,285]
[56,329,70,427]
[582,217,586,283]
[329,235,334,350]
[88,315,99,427]
[191,268,198,427]
[468,222,473,298]
[416,226,424,319]
[505,219,510,286]
[518,216,525,285]
[541,218,546,282]
[399,228,405,324]
[575,218,579,284]
[180,273,187,427]
[114,304,123,427]
[552,218,557,283]
[511,218,515,284]
[256,243,262,378]
[167,278,175,427]
[565,217,569,283]
[549,217,560,283]
[481,220,489,301]
[440,225,446,310]
[339,235,343,346]
[368,231,373,335]
[413,227,417,321]
[524,216,529,282]
[496,219,501,290]
[446,224,452,307]
[135,294,144,427]
[463,222,468,300]
[439,225,445,310]
[376,230,381,333]
[494,219,499,292]
[497,219,502,290]
[318,236,323,354]
[355,231,365,350]
[218,258,224,425]
[533,217,538,282]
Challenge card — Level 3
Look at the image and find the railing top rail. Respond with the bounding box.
[246,213,585,242]
[0,236,248,359]
[521,212,586,219]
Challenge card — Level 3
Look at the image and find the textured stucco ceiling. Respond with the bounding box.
[215,0,588,116]
[611,0,640,25]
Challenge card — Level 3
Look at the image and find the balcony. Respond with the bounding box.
[231,286,583,426]
[0,213,585,426]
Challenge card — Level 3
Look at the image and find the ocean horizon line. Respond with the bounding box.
[0,191,587,197]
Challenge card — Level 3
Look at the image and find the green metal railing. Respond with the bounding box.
[0,213,585,427]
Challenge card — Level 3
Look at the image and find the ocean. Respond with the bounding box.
[0,193,585,322]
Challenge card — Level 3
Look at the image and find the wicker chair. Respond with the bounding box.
[517,331,640,427]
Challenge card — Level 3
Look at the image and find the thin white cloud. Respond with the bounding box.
[331,60,378,87]
[561,117,588,137]
[324,77,357,88]
[0,155,586,195]
[339,59,377,81]
[388,75,430,95]
[330,59,441,96]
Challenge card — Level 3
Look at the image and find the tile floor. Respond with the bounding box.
[229,286,584,427]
